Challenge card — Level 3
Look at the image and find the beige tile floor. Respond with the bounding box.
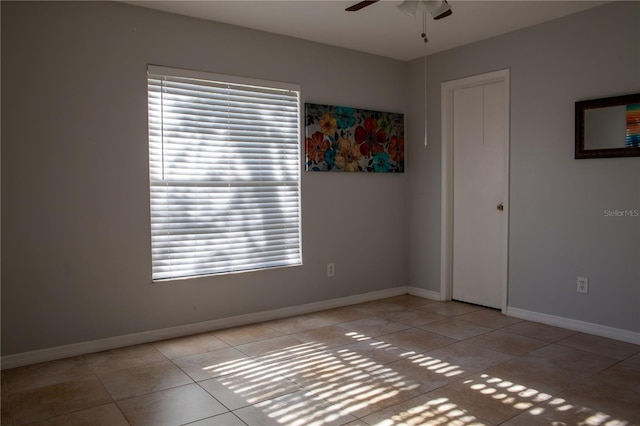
[2,295,639,425]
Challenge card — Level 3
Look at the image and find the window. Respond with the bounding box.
[147,65,302,281]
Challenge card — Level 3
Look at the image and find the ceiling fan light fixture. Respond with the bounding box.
[424,0,453,20]
[397,0,420,18]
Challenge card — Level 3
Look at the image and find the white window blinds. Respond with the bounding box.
[147,65,302,281]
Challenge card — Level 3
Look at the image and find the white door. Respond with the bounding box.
[450,78,508,309]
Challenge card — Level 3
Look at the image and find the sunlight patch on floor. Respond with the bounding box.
[197,330,635,425]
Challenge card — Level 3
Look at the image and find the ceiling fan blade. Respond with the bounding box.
[346,1,379,12]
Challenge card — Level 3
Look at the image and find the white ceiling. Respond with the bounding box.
[126,0,607,61]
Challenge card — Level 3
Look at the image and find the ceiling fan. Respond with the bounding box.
[346,0,453,20]
[345,0,379,12]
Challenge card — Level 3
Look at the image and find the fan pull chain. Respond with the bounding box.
[424,55,428,148]
[422,13,428,43]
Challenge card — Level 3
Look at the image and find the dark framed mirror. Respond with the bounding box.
[575,93,640,159]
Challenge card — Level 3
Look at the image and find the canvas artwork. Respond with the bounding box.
[304,103,405,173]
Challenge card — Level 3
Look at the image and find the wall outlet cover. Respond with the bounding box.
[577,276,588,294]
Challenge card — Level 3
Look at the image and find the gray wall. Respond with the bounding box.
[407,1,640,332]
[1,1,409,355]
[3,0,639,358]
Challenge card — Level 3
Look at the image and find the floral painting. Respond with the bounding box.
[305,103,404,173]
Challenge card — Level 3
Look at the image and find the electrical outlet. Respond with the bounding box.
[577,276,588,294]
[327,263,335,277]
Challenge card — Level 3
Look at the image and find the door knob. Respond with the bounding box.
[497,203,504,211]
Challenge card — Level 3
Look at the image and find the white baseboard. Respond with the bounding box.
[1,286,408,370]
[6,289,637,370]
[407,286,441,301]
[506,307,640,345]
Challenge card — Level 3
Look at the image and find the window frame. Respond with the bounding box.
[147,65,303,282]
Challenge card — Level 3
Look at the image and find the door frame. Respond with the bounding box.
[440,69,510,313]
